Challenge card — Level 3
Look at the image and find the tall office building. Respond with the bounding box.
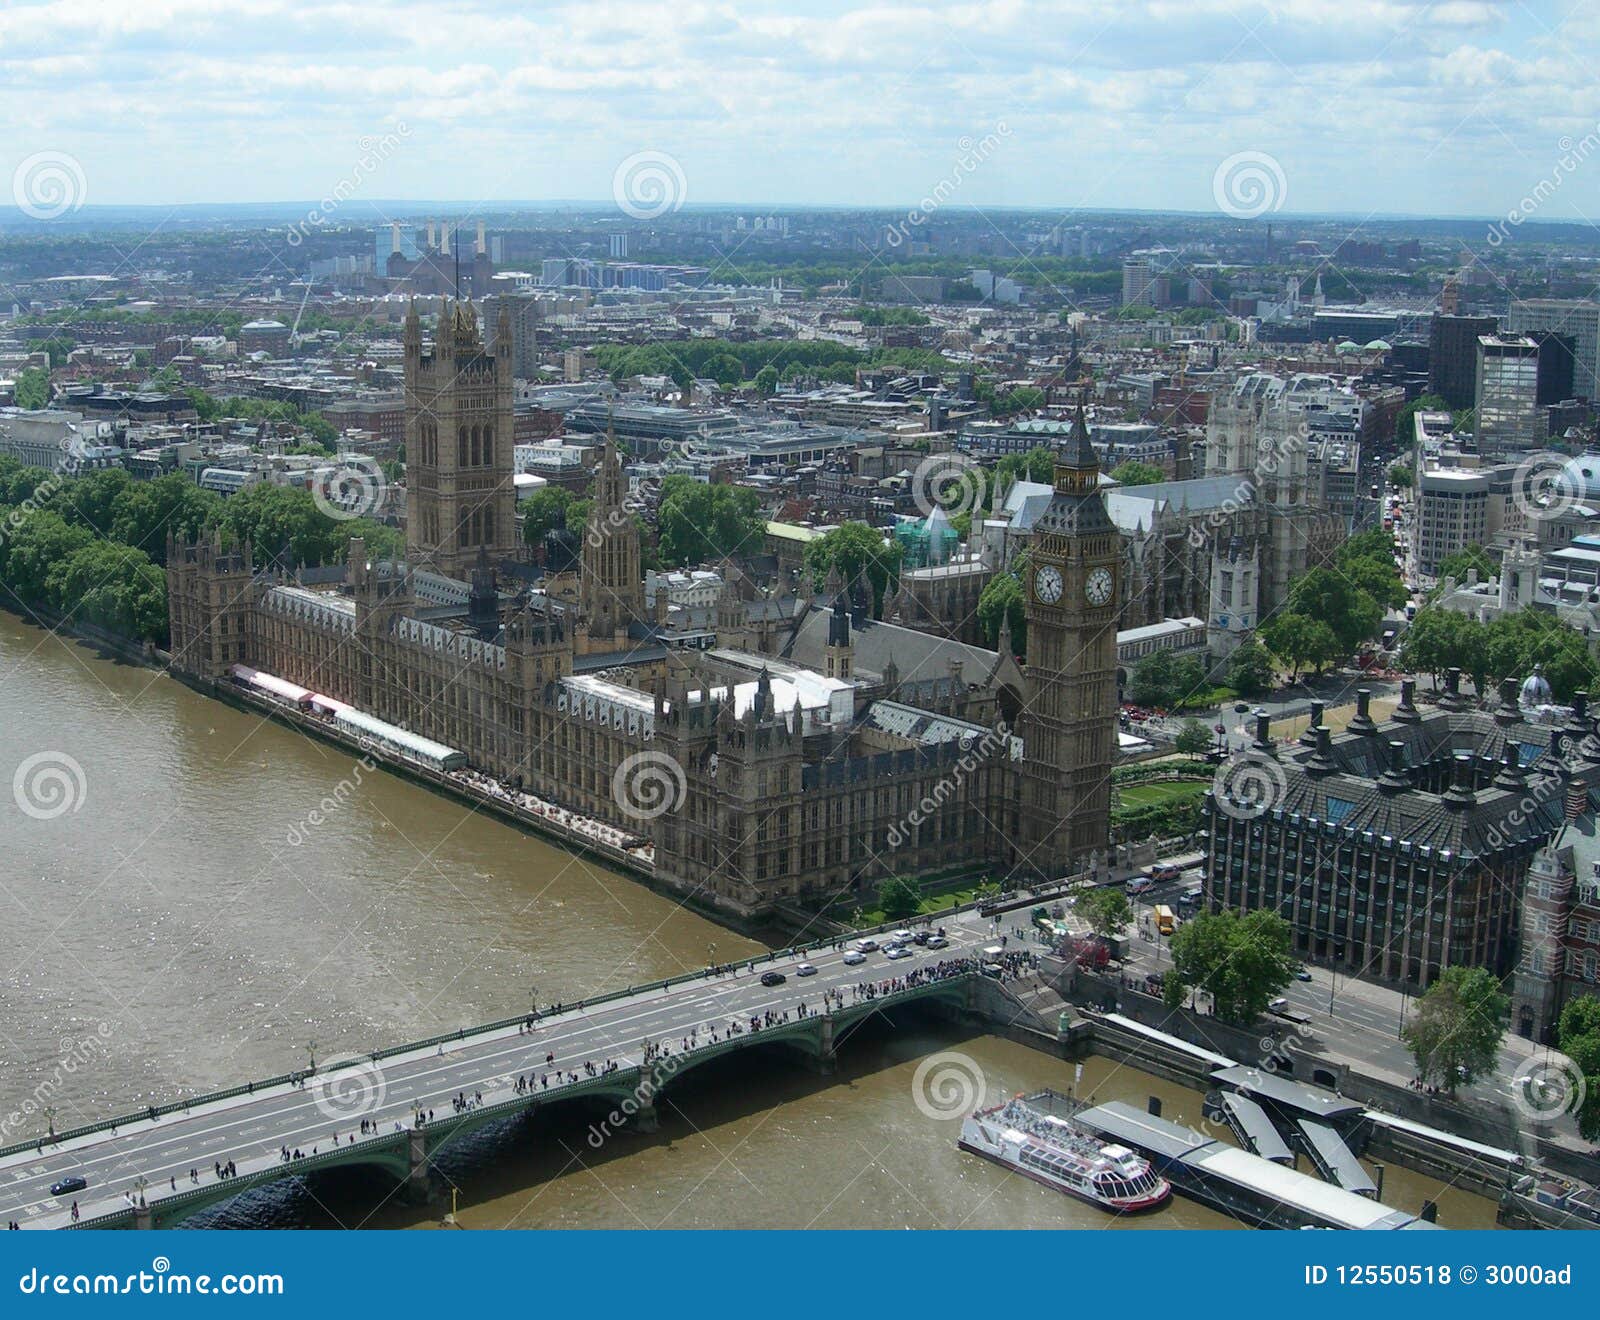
[1530,330,1578,407]
[609,233,629,259]
[1506,299,1600,400]
[1475,334,1542,455]
[1427,314,1496,411]
[1121,258,1154,308]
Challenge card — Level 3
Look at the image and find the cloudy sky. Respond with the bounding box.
[2,0,1597,220]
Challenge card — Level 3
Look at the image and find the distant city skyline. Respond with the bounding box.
[2,0,1598,223]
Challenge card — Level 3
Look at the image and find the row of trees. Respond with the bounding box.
[0,508,168,641]
[592,338,948,393]
[0,459,403,646]
[1400,605,1600,698]
[184,387,339,446]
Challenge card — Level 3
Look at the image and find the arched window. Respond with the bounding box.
[458,426,468,466]
[470,425,481,468]
[482,424,493,468]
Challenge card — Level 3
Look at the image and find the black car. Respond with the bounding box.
[50,1175,87,1197]
[760,970,787,987]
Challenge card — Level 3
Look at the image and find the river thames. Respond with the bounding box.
[0,613,1496,1229]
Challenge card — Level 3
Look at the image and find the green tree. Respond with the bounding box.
[1127,650,1177,708]
[977,568,1025,654]
[217,483,356,569]
[1393,392,1447,447]
[1436,543,1494,585]
[1169,653,1210,706]
[12,367,49,410]
[1163,910,1296,1024]
[1261,611,1339,681]
[802,522,904,613]
[879,876,923,921]
[995,446,1056,488]
[1285,567,1383,655]
[1401,966,1508,1094]
[753,365,779,397]
[1226,640,1275,696]
[1388,461,1414,490]
[656,477,765,567]
[1396,608,1489,692]
[46,541,168,642]
[1175,719,1212,758]
[1110,460,1165,486]
[1557,996,1600,1141]
[520,486,574,548]
[0,511,94,601]
[1079,886,1133,939]
[107,475,221,564]
[1482,608,1600,699]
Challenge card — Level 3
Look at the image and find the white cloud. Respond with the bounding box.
[0,0,1593,216]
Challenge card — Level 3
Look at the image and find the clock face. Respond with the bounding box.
[1085,567,1114,607]
[1034,565,1063,604]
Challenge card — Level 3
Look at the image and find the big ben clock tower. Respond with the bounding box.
[1019,399,1119,879]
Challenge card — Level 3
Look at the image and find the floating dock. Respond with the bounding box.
[1075,1101,1442,1230]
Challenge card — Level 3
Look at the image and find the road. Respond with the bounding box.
[0,913,1015,1229]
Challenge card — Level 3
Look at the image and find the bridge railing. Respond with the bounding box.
[1,881,1056,1165]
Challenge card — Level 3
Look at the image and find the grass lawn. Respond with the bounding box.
[847,878,998,928]
[1276,693,1399,740]
[1118,779,1210,808]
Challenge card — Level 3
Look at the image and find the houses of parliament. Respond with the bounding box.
[167,299,1119,917]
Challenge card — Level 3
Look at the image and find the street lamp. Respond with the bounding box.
[707,941,717,968]
[529,985,538,1016]
[133,1175,148,1208]
[44,1106,56,1139]
[307,1039,317,1072]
